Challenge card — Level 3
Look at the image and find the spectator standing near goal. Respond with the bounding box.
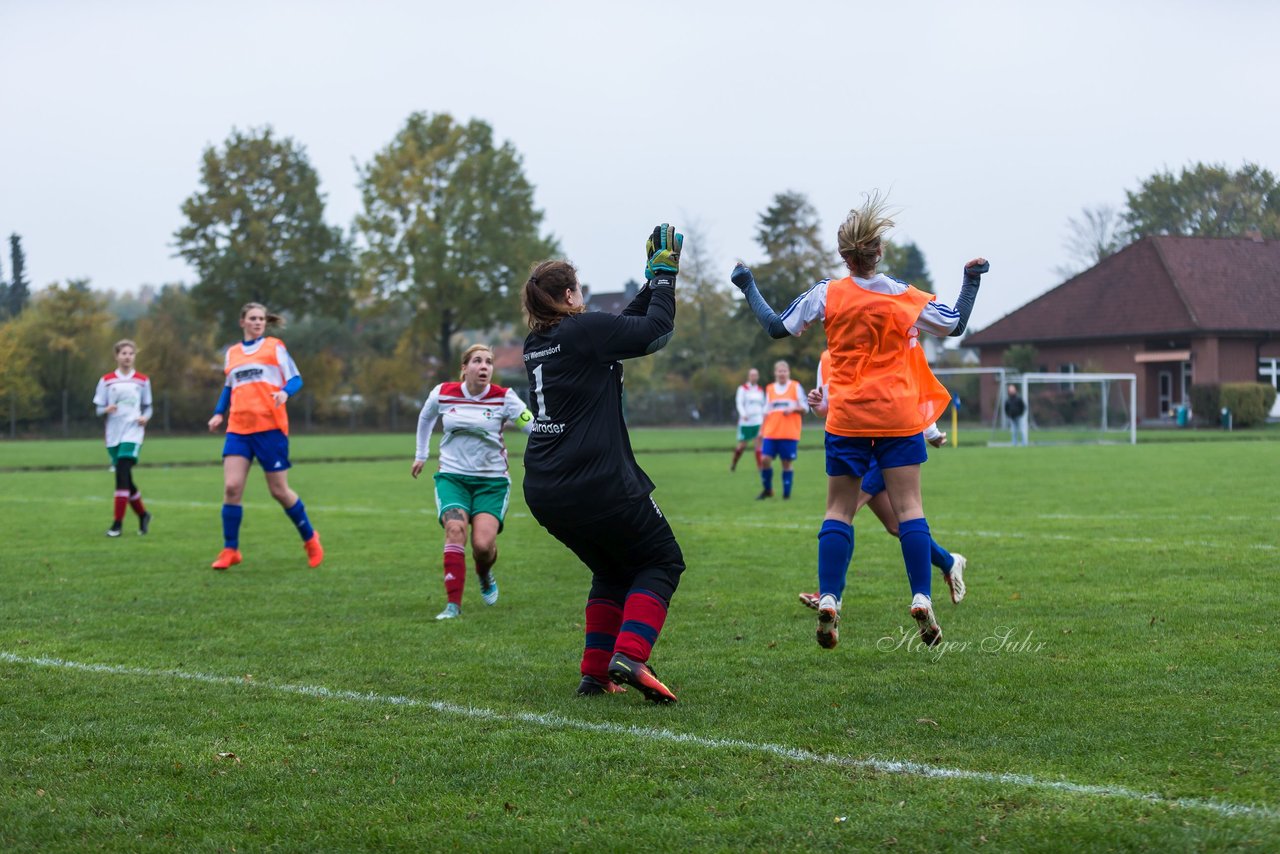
[93,339,153,537]
[206,303,323,571]
[412,344,534,621]
[1004,384,1028,446]
[730,367,766,472]
[797,349,967,610]
[733,192,987,649]
[756,360,808,500]
[520,225,685,703]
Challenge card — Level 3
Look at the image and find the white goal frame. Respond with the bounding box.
[1017,372,1138,445]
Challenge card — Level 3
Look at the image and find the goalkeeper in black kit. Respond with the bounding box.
[520,225,686,703]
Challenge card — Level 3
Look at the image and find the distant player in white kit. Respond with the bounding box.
[93,339,153,537]
[730,367,766,472]
[413,344,535,620]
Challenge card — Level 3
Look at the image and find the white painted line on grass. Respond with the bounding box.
[2,651,1275,823]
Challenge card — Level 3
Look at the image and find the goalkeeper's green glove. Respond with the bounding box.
[645,223,683,282]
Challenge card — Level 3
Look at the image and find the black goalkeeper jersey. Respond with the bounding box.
[522,283,675,522]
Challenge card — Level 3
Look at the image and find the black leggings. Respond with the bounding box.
[115,457,138,494]
[533,495,685,606]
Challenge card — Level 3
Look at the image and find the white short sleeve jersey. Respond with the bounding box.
[93,370,153,447]
[415,382,533,480]
[781,275,961,338]
[735,382,767,427]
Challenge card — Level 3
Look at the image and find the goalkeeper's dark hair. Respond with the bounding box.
[239,302,285,328]
[522,260,584,333]
[836,190,897,278]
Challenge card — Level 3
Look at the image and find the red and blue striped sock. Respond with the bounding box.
[581,598,623,680]
[614,589,668,663]
[442,543,465,605]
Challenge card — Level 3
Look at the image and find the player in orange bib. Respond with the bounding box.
[756,360,808,499]
[733,191,988,650]
[206,302,322,570]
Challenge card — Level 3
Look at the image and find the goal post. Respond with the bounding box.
[930,367,1012,443]
[1017,372,1138,445]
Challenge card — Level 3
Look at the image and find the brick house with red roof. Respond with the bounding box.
[964,235,1280,421]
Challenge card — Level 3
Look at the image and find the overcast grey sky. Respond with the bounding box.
[2,0,1277,331]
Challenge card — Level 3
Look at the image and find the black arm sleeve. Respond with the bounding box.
[581,281,676,362]
[742,278,791,339]
[948,272,982,337]
[620,282,655,317]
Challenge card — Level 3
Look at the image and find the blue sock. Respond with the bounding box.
[782,470,794,498]
[285,498,315,542]
[899,518,932,598]
[931,539,954,573]
[222,503,243,549]
[817,519,854,602]
[762,467,774,493]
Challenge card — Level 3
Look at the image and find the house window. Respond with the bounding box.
[1158,371,1173,416]
[1180,361,1193,406]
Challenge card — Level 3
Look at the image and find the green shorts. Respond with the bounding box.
[736,424,761,443]
[107,443,141,464]
[433,472,511,530]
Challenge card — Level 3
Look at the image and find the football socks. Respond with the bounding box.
[442,542,466,605]
[221,503,243,549]
[284,498,315,542]
[614,589,668,664]
[582,598,624,681]
[817,519,854,601]
[899,517,933,598]
[782,470,794,498]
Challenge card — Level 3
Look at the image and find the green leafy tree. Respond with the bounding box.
[742,191,833,374]
[8,233,30,317]
[135,285,223,429]
[10,280,116,421]
[1122,162,1280,240]
[881,240,934,293]
[355,112,558,384]
[175,127,354,336]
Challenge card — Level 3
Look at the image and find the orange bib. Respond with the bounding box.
[225,336,290,435]
[762,380,803,440]
[822,278,950,437]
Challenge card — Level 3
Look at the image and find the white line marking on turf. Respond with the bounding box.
[2,652,1275,823]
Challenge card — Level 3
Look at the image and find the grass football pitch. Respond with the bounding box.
[1,430,1277,851]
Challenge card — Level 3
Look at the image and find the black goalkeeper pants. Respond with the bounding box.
[532,494,685,605]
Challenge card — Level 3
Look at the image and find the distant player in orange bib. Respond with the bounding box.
[756,360,808,500]
[733,191,988,650]
[206,302,322,571]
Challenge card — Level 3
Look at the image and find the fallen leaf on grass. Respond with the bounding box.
[917,719,939,728]
[215,752,240,764]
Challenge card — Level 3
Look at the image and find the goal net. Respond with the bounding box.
[1010,372,1137,445]
[930,368,1137,445]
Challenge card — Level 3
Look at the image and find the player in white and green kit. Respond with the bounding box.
[93,339,153,537]
[412,344,534,620]
[731,367,766,471]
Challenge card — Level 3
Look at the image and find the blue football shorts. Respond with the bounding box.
[760,437,799,461]
[825,432,927,479]
[223,429,292,471]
